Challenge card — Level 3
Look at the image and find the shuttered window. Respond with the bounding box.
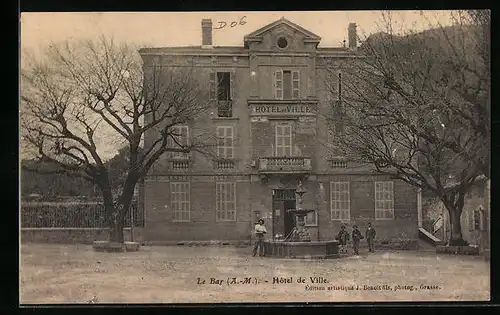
[216,126,234,158]
[275,124,292,156]
[171,182,190,222]
[274,69,300,100]
[375,181,394,220]
[330,182,350,221]
[216,182,236,221]
[170,125,189,159]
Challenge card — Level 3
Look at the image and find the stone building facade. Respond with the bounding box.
[139,18,419,243]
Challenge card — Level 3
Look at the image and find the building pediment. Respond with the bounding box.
[244,17,321,49]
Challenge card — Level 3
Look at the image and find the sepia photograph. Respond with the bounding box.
[19,10,490,304]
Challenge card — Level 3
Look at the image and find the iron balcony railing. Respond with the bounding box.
[217,100,233,118]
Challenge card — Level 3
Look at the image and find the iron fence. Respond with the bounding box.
[20,202,144,228]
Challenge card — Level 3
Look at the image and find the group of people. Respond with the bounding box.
[336,223,376,255]
[252,218,377,257]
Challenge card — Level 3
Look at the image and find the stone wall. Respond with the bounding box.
[21,228,144,244]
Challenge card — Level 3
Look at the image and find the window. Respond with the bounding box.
[216,182,236,221]
[375,181,394,220]
[217,72,231,101]
[330,182,350,221]
[170,182,190,222]
[210,71,234,117]
[283,70,292,99]
[274,70,299,99]
[471,206,483,231]
[275,124,292,156]
[217,126,234,158]
[209,72,231,101]
[277,37,288,49]
[170,125,189,159]
[305,210,318,226]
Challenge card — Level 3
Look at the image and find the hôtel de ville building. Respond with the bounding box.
[139,17,419,243]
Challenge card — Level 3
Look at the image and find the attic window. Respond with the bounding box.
[277,37,288,49]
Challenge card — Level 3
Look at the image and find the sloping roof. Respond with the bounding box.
[243,17,321,42]
[139,46,249,55]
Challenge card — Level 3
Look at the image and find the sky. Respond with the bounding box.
[20,11,456,54]
[20,11,455,160]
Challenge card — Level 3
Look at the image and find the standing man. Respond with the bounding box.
[252,219,267,257]
[365,222,376,252]
[351,225,363,255]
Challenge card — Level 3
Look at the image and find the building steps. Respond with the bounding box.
[418,227,441,246]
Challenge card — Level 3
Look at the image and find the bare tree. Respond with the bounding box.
[21,37,213,243]
[322,10,490,245]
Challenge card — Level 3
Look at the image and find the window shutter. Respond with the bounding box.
[216,126,224,157]
[228,126,234,158]
[292,70,300,99]
[209,72,216,100]
[286,125,292,156]
[275,70,283,99]
[168,126,178,157]
[230,71,235,100]
[184,126,190,147]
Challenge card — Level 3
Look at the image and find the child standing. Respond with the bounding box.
[351,225,363,255]
[336,225,349,253]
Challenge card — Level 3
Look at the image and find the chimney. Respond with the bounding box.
[202,19,213,48]
[348,22,357,50]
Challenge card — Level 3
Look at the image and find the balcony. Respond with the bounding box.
[170,159,190,170]
[214,159,236,170]
[258,157,312,174]
[217,100,233,118]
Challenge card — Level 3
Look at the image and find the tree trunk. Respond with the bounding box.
[111,209,125,243]
[448,207,463,242]
[442,190,466,245]
[97,169,125,243]
[112,172,139,243]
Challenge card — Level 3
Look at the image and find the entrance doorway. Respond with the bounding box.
[272,189,296,240]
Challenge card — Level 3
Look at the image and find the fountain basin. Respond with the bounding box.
[263,240,340,259]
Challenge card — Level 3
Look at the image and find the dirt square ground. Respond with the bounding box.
[20,244,490,304]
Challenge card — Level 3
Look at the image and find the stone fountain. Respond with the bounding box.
[263,181,340,259]
[284,181,314,242]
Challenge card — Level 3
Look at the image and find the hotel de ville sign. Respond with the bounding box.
[249,102,316,116]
